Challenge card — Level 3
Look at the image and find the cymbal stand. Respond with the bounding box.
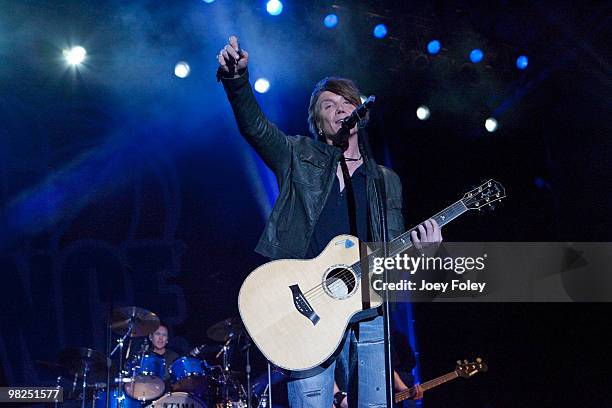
[80,361,90,408]
[256,384,269,408]
[110,319,135,407]
[241,334,252,408]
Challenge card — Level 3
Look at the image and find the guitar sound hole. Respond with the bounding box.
[323,267,357,299]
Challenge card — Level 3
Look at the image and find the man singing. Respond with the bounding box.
[217,35,440,407]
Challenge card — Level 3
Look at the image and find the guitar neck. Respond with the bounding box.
[394,370,460,403]
[420,370,460,391]
[387,199,468,257]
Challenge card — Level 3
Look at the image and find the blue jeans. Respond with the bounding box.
[287,315,387,408]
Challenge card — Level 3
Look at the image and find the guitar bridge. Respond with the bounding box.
[289,284,320,326]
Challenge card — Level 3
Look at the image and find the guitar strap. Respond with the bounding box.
[338,157,371,319]
[338,157,358,239]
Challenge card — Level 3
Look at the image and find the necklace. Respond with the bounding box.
[342,154,362,162]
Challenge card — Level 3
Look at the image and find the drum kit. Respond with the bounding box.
[40,306,267,408]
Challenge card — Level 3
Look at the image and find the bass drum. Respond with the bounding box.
[145,392,207,408]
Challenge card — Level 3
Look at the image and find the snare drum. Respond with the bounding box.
[170,356,209,396]
[125,352,166,401]
[145,392,206,408]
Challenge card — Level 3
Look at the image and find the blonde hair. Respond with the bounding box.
[307,77,366,140]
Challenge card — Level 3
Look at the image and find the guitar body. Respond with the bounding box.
[238,180,505,372]
[238,235,381,371]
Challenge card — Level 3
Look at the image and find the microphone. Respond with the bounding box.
[341,95,376,130]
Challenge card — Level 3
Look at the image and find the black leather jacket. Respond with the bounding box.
[222,71,405,260]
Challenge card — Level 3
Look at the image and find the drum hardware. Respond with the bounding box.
[111,306,160,338]
[46,309,268,408]
[144,392,206,408]
[108,306,162,405]
[255,384,268,408]
[207,316,256,408]
[123,352,166,401]
[206,317,245,343]
[169,356,209,398]
[57,347,112,408]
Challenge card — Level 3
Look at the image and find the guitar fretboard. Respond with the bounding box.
[421,370,460,391]
[394,370,459,403]
[353,199,468,278]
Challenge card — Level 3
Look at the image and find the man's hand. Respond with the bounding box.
[217,35,249,78]
[410,218,442,255]
[412,384,424,400]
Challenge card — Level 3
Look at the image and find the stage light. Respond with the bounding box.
[202,0,215,3]
[63,46,86,65]
[174,62,190,78]
[416,105,430,120]
[469,49,484,63]
[324,14,338,28]
[485,117,498,132]
[427,40,441,54]
[254,78,270,93]
[373,24,387,39]
[516,55,529,70]
[266,0,283,16]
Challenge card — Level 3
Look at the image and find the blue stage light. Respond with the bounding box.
[373,24,387,39]
[469,49,484,63]
[516,55,529,70]
[427,40,441,54]
[324,14,338,28]
[202,0,215,3]
[254,78,270,94]
[266,0,283,16]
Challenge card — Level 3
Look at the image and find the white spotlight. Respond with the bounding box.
[64,46,86,65]
[416,105,431,120]
[174,61,190,78]
[485,117,498,132]
[254,78,270,94]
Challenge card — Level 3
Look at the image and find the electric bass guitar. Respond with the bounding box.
[238,180,505,371]
[395,358,487,402]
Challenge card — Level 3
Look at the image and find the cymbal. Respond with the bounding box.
[206,317,244,342]
[111,306,160,337]
[58,347,109,377]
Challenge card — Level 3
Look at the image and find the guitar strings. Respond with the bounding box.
[302,236,415,304]
[302,236,409,303]
[301,201,465,304]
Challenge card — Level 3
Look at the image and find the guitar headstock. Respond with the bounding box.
[462,180,506,211]
[456,357,488,378]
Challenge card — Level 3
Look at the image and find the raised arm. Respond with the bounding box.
[217,35,292,179]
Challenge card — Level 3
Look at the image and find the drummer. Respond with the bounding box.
[149,323,179,379]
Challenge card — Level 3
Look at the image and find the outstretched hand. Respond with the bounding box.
[217,35,249,78]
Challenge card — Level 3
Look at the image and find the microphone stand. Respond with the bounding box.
[350,120,395,407]
[375,175,395,408]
